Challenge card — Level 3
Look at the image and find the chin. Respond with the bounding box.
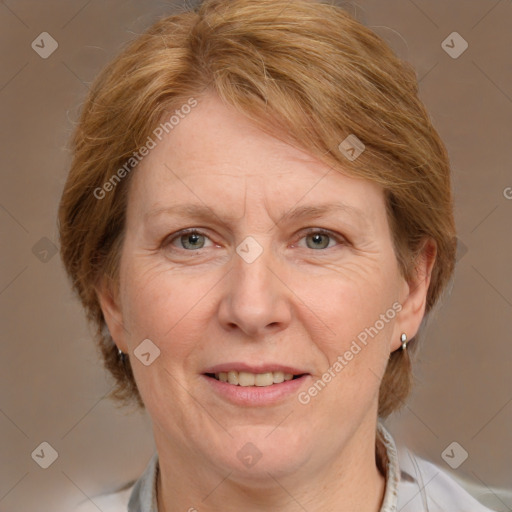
[206,429,309,482]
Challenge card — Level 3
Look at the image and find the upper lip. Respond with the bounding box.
[203,363,309,375]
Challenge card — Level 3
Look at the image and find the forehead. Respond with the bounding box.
[128,94,385,223]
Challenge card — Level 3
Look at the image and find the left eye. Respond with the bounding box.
[297,230,340,250]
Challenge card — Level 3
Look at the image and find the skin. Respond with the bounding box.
[97,93,435,512]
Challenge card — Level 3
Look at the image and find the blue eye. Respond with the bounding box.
[305,232,331,249]
[299,230,341,250]
[168,230,212,250]
[180,232,205,250]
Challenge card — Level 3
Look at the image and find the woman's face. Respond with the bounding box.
[101,93,426,481]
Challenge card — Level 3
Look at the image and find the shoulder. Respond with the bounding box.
[397,447,497,512]
[72,452,158,512]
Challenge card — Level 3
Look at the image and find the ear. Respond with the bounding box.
[391,238,437,352]
[95,275,128,353]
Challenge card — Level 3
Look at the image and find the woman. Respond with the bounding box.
[59,0,496,510]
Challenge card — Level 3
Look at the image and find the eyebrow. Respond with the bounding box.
[144,202,368,227]
[278,203,367,225]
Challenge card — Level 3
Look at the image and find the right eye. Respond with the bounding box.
[165,229,214,251]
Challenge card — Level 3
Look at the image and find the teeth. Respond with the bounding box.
[255,372,273,386]
[273,371,284,384]
[238,371,255,387]
[213,370,301,387]
[227,371,239,385]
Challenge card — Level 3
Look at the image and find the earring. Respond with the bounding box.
[400,333,408,351]
[118,347,126,364]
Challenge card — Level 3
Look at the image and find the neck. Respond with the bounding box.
[155,420,387,512]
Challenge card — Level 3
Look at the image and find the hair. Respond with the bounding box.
[58,0,456,417]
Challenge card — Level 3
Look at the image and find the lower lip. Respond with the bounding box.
[202,374,310,406]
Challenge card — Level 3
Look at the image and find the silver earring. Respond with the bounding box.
[400,333,408,351]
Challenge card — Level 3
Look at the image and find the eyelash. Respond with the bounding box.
[162,227,348,252]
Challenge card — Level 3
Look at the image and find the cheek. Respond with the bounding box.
[294,257,400,400]
[118,259,218,419]
[120,257,219,359]
[295,259,399,346]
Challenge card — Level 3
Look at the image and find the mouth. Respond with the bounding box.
[205,370,306,387]
[202,364,311,405]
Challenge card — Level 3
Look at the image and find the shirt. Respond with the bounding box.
[74,422,498,511]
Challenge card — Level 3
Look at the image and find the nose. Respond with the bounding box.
[217,244,292,338]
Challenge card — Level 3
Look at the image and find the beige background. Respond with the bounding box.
[1,1,511,511]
